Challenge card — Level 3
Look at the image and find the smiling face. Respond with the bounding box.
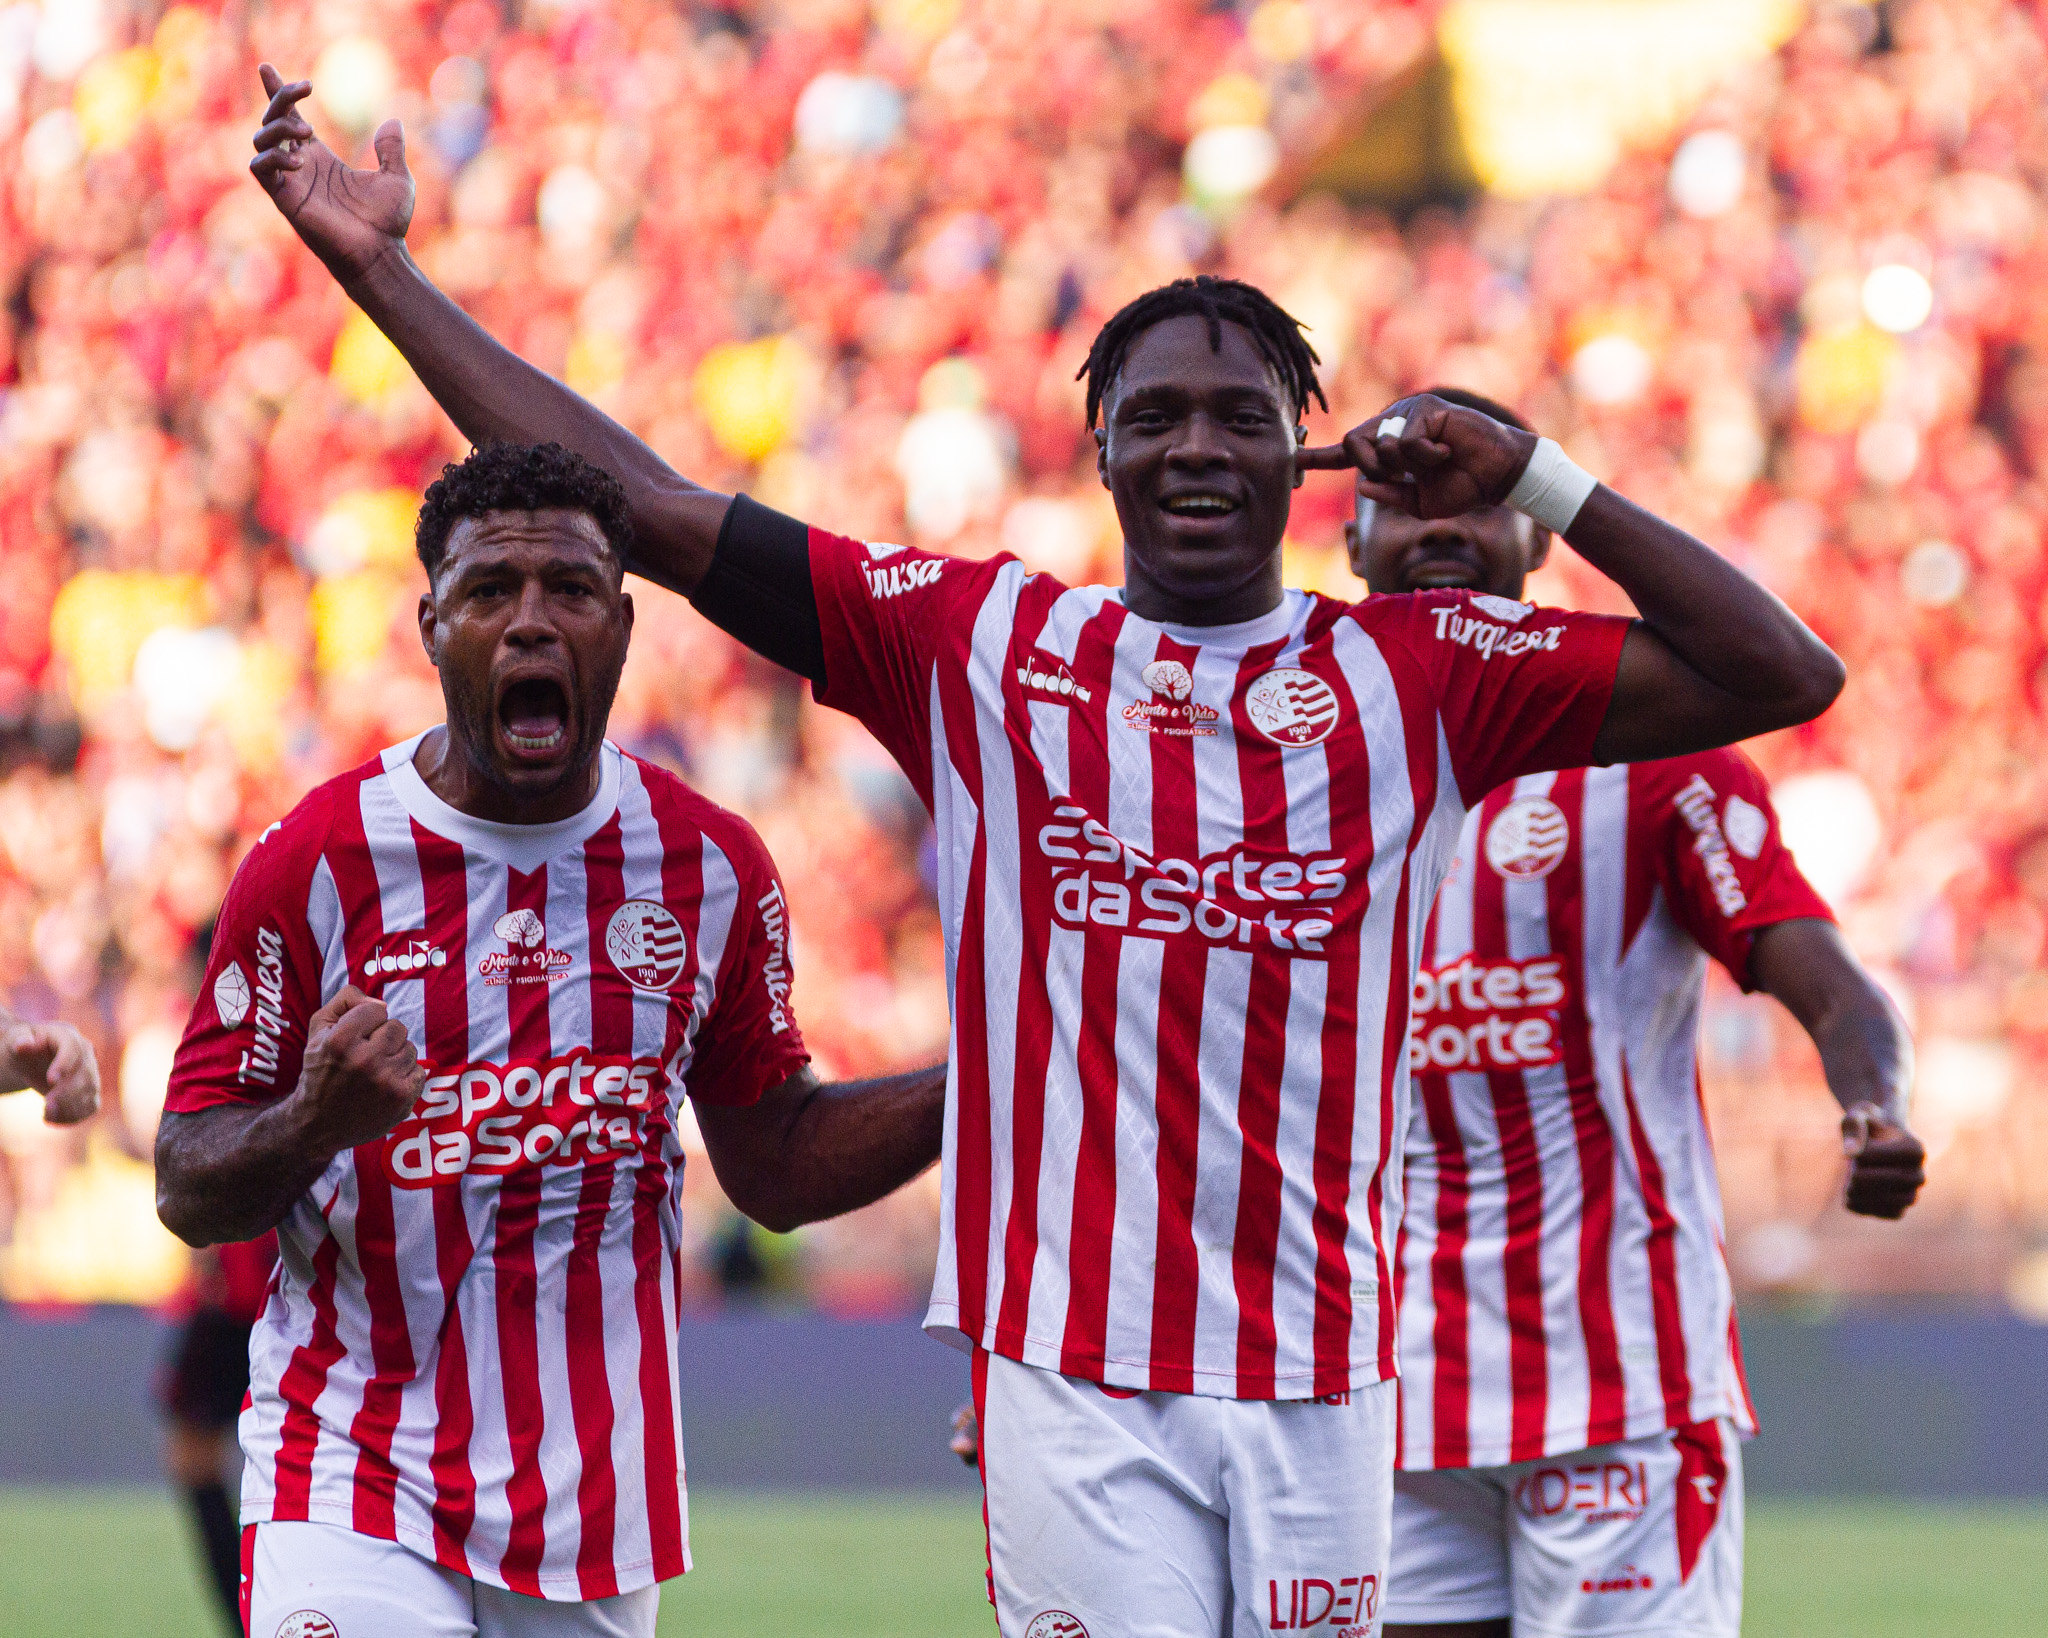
[1345,486,1549,601]
[416,508,632,824]
[1096,313,1305,626]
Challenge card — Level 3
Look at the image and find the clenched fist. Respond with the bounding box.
[293,986,425,1153]
[1841,1102,1927,1220]
[3,1021,101,1126]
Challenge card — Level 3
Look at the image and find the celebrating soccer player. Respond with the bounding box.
[1347,389,1925,1638]
[154,443,945,1638]
[246,72,1848,1637]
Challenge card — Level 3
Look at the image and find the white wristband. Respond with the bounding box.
[1504,437,1598,536]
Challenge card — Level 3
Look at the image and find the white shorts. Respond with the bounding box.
[975,1350,1394,1638]
[1384,1418,1743,1636]
[246,1520,659,1638]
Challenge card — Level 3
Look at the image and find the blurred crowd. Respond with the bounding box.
[1,0,2046,1315]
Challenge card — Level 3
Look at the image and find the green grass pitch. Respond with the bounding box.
[2,1486,2045,1635]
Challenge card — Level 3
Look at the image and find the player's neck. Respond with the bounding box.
[412,726,602,826]
[1120,562,1285,628]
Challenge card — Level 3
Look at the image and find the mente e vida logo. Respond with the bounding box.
[1124,658,1219,737]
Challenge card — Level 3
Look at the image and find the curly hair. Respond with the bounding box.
[1076,274,1326,429]
[414,442,634,581]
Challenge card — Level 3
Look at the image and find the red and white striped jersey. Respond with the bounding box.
[804,526,1631,1398]
[1394,750,1829,1470]
[164,736,808,1599]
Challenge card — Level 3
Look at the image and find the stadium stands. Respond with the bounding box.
[0,0,2043,1311]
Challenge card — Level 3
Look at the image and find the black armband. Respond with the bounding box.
[689,494,827,686]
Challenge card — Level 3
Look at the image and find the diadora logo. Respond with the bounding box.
[605,899,689,993]
[480,908,571,987]
[1580,1565,1656,1595]
[1431,601,1564,659]
[863,555,945,600]
[1267,1573,1378,1632]
[1485,794,1570,880]
[1672,773,1747,917]
[360,935,449,981]
[1515,1459,1652,1525]
[1243,666,1340,747]
[1016,653,1092,704]
[1408,954,1567,1072]
[1124,656,1218,736]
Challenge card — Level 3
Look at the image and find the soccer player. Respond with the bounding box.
[1346,389,1926,1638]
[245,73,1848,1636]
[154,442,946,1638]
[0,1009,100,1125]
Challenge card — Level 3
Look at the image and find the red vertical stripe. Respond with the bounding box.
[492,864,555,1594]
[567,815,630,1599]
[1225,636,1301,1401]
[412,824,478,1574]
[1058,606,1128,1379]
[1144,635,1206,1395]
[267,1233,345,1516]
[1308,651,1375,1397]
[1417,1075,1473,1468]
[1619,1054,1693,1425]
[325,793,411,1540]
[1469,832,1551,1460]
[990,579,1075,1357]
[1543,773,1627,1447]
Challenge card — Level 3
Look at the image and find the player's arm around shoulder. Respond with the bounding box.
[154,795,424,1246]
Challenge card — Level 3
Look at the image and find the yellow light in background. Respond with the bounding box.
[874,0,962,48]
[330,309,418,408]
[1794,324,1899,435]
[693,335,812,464]
[309,570,404,679]
[1440,0,1804,198]
[566,327,630,398]
[73,47,158,152]
[304,487,421,578]
[1189,72,1271,133]
[0,1142,190,1306]
[47,568,211,713]
[1248,1,1317,66]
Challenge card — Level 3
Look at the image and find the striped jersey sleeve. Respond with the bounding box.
[1631,746,1833,990]
[166,788,345,1113]
[677,815,809,1107]
[1362,590,1633,805]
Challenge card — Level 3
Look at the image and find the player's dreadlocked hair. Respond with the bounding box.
[1077,275,1326,429]
[415,441,634,582]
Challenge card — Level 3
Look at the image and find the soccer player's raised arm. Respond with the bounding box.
[0,1010,100,1126]
[156,986,425,1246]
[692,1062,948,1233]
[1748,920,1925,1220]
[246,67,731,602]
[1300,395,1846,763]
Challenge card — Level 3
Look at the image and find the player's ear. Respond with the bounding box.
[1293,424,1307,487]
[618,589,634,648]
[1527,521,1553,574]
[418,589,439,666]
[1094,425,1109,488]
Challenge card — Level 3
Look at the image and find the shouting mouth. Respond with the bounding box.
[497,674,572,760]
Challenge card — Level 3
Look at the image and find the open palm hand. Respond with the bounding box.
[249,63,414,283]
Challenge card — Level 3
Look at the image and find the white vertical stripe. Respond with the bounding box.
[924,672,969,1327]
[1267,958,1326,1388]
[1102,934,1162,1380]
[964,569,1028,1341]
[1189,945,1250,1391]
[1021,692,1079,1361]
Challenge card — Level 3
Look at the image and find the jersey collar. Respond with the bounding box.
[381,732,624,873]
